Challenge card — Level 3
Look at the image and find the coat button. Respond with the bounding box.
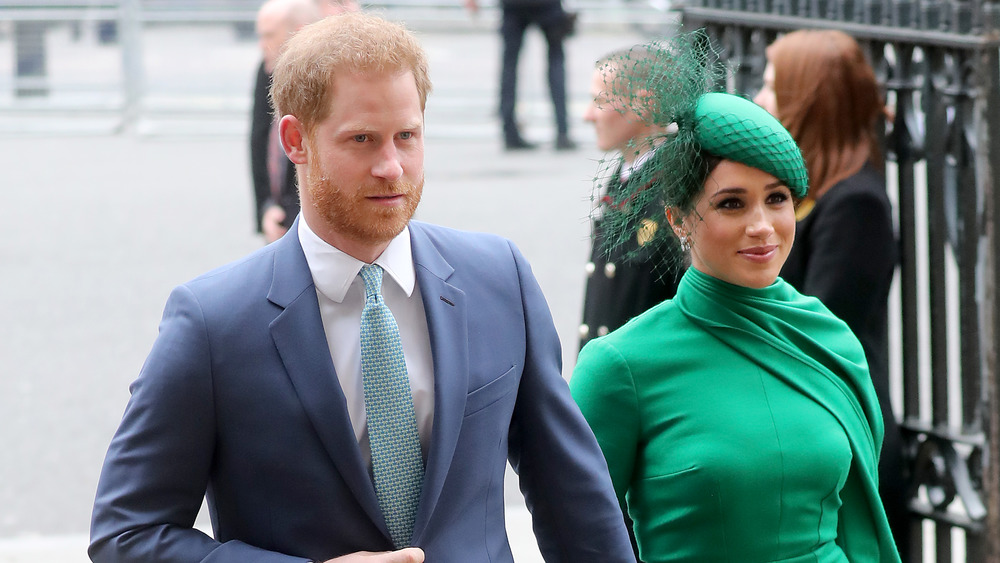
[604,263,616,278]
[597,325,609,336]
[585,262,595,277]
[578,324,590,339]
[637,218,657,246]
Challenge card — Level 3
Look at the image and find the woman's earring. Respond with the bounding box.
[679,233,691,252]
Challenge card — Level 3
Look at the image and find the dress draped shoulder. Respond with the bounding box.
[571,268,900,563]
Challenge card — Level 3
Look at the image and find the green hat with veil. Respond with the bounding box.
[592,31,808,269]
[692,93,808,198]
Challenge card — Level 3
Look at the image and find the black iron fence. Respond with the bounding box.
[681,1,1000,561]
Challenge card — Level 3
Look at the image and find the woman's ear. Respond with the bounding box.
[279,115,308,165]
[665,207,684,237]
[666,206,693,252]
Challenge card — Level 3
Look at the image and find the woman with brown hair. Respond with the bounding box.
[754,29,908,560]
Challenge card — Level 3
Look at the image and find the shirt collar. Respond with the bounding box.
[297,216,416,303]
[619,147,656,184]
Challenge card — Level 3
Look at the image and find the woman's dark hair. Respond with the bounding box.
[675,152,723,215]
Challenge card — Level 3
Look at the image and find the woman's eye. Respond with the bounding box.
[715,198,742,210]
[767,191,791,204]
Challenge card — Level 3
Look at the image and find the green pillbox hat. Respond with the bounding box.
[694,92,809,198]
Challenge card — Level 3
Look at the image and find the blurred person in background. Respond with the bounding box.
[465,0,577,150]
[317,0,361,15]
[578,45,681,356]
[250,0,322,243]
[754,29,908,560]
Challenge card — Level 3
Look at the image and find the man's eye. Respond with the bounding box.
[353,134,368,143]
[399,131,412,140]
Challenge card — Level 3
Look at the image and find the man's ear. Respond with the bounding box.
[633,87,654,120]
[279,115,308,165]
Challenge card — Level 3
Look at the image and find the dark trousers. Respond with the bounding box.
[877,404,912,561]
[499,3,569,140]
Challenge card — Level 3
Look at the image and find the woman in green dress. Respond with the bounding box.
[569,42,900,563]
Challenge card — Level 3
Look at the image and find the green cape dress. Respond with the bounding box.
[571,267,900,563]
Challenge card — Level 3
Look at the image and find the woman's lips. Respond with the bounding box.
[739,245,778,262]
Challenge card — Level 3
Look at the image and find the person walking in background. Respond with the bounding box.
[465,0,577,150]
[317,0,360,15]
[754,29,908,560]
[250,0,321,243]
[570,34,901,563]
[90,12,633,563]
[578,45,682,354]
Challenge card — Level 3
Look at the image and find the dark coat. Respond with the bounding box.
[250,61,299,233]
[579,167,681,353]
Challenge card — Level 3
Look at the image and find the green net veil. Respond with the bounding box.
[591,31,808,276]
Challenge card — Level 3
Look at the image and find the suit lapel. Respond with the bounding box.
[408,223,470,542]
[266,226,387,536]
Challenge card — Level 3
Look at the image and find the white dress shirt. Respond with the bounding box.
[619,147,656,184]
[297,218,435,467]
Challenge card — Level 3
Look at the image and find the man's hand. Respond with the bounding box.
[322,548,425,563]
[262,205,288,243]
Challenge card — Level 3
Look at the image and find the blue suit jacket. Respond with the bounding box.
[90,220,633,563]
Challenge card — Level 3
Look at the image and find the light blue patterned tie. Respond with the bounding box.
[358,264,424,548]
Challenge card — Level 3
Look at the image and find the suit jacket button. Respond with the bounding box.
[604,263,616,278]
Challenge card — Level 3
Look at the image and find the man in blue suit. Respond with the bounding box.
[89,12,633,563]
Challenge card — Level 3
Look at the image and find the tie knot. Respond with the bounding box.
[360,264,384,300]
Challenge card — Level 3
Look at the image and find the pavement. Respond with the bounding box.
[0,12,671,562]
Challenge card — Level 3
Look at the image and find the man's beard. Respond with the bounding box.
[304,164,423,247]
